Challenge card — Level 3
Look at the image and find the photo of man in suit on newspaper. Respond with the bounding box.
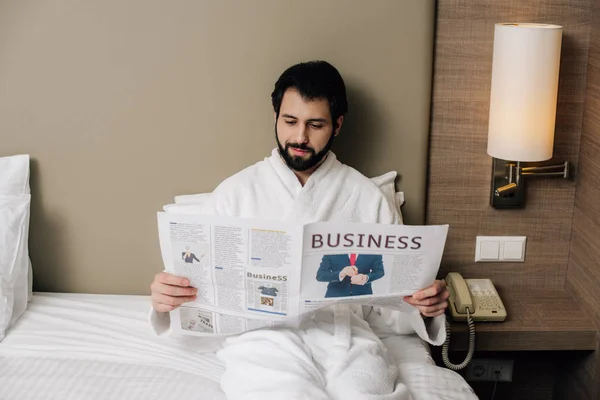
[315,253,384,298]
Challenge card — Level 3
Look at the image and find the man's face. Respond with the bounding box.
[275,88,343,172]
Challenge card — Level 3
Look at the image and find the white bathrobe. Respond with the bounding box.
[151,149,465,400]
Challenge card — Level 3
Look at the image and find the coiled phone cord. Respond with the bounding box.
[442,307,475,370]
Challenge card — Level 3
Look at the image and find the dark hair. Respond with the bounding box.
[271,61,348,129]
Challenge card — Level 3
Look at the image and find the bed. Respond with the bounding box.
[0,293,475,400]
[0,1,476,399]
[0,293,226,399]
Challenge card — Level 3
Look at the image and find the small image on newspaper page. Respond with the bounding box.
[178,307,279,335]
[157,212,304,336]
[298,222,449,316]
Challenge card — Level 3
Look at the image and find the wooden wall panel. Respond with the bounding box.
[429,1,593,289]
[431,3,599,399]
[563,0,600,398]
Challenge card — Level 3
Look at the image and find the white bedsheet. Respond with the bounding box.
[0,293,226,400]
[0,293,473,400]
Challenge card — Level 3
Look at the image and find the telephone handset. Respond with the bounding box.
[442,272,507,371]
[446,272,507,322]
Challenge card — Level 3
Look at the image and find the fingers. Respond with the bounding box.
[412,280,446,300]
[403,281,450,318]
[152,292,196,312]
[151,281,197,297]
[404,289,450,307]
[154,292,195,305]
[416,301,448,317]
[351,266,358,274]
[151,272,197,313]
[156,272,190,287]
[350,274,368,285]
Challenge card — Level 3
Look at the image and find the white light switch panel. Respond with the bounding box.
[476,236,526,262]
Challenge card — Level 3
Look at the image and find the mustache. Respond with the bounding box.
[286,142,315,153]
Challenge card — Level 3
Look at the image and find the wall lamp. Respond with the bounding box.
[486,23,570,209]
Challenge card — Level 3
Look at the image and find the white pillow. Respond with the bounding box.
[369,171,404,223]
[0,194,31,341]
[0,155,30,195]
[0,154,32,341]
[174,193,212,205]
[169,171,405,222]
[163,202,214,215]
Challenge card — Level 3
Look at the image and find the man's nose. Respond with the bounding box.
[292,124,309,144]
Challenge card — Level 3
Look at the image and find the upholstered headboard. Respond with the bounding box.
[0,0,435,294]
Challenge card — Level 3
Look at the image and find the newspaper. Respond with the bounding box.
[157,212,448,336]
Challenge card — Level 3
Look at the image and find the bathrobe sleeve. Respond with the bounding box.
[149,306,171,336]
[370,193,447,346]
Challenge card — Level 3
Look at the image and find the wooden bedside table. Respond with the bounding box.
[446,288,597,352]
[433,288,597,400]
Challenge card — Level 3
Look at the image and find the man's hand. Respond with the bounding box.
[339,265,358,280]
[404,280,449,318]
[150,272,198,313]
[350,274,368,285]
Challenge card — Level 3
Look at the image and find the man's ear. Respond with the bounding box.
[334,116,344,136]
[274,112,278,123]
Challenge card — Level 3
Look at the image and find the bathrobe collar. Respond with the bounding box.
[268,148,338,197]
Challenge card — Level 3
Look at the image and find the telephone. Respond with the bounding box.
[446,272,507,322]
[442,272,507,370]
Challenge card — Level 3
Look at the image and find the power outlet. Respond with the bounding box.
[489,360,514,382]
[465,359,514,382]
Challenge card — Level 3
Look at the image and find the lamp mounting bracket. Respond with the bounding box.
[490,158,569,209]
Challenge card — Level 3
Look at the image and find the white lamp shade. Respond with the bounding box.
[487,23,563,162]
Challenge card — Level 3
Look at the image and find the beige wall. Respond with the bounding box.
[0,1,435,294]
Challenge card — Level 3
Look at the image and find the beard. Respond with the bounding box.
[275,126,335,172]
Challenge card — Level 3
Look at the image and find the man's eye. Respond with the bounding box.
[285,120,296,126]
[310,124,323,129]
